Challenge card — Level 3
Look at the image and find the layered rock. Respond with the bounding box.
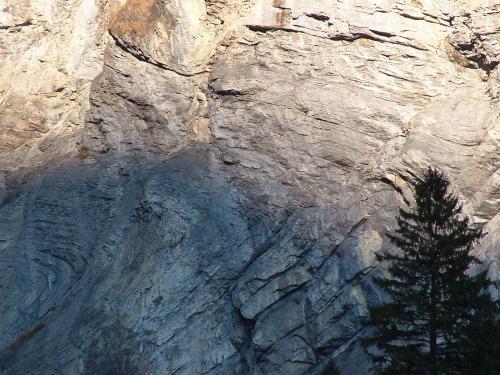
[0,0,498,374]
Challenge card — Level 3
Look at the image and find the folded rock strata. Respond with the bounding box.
[0,0,498,374]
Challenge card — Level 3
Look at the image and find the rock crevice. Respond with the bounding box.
[0,0,498,374]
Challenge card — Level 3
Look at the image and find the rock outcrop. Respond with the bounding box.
[0,0,498,374]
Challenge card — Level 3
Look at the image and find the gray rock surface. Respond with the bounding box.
[0,0,498,374]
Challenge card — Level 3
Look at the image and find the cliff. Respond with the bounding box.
[0,0,498,374]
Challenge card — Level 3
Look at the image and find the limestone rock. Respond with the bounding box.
[0,0,498,374]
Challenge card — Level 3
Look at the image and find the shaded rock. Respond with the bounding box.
[0,0,498,374]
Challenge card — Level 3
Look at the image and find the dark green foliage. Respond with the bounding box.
[321,360,341,375]
[363,167,500,375]
[460,291,500,375]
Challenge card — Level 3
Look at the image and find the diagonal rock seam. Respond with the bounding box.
[0,0,498,374]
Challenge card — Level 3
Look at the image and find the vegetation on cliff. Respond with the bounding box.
[364,167,500,375]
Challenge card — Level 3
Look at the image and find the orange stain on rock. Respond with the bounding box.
[110,0,170,40]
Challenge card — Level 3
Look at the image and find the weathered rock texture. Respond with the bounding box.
[0,0,498,374]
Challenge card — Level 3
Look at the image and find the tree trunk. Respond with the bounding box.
[428,198,438,375]
[430,272,438,375]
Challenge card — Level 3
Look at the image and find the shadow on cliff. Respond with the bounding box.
[0,143,285,374]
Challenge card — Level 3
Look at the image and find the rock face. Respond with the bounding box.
[0,0,498,374]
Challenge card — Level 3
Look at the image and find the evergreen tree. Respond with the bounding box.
[363,167,499,375]
[459,282,500,375]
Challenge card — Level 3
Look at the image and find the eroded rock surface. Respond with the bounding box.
[0,0,498,374]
